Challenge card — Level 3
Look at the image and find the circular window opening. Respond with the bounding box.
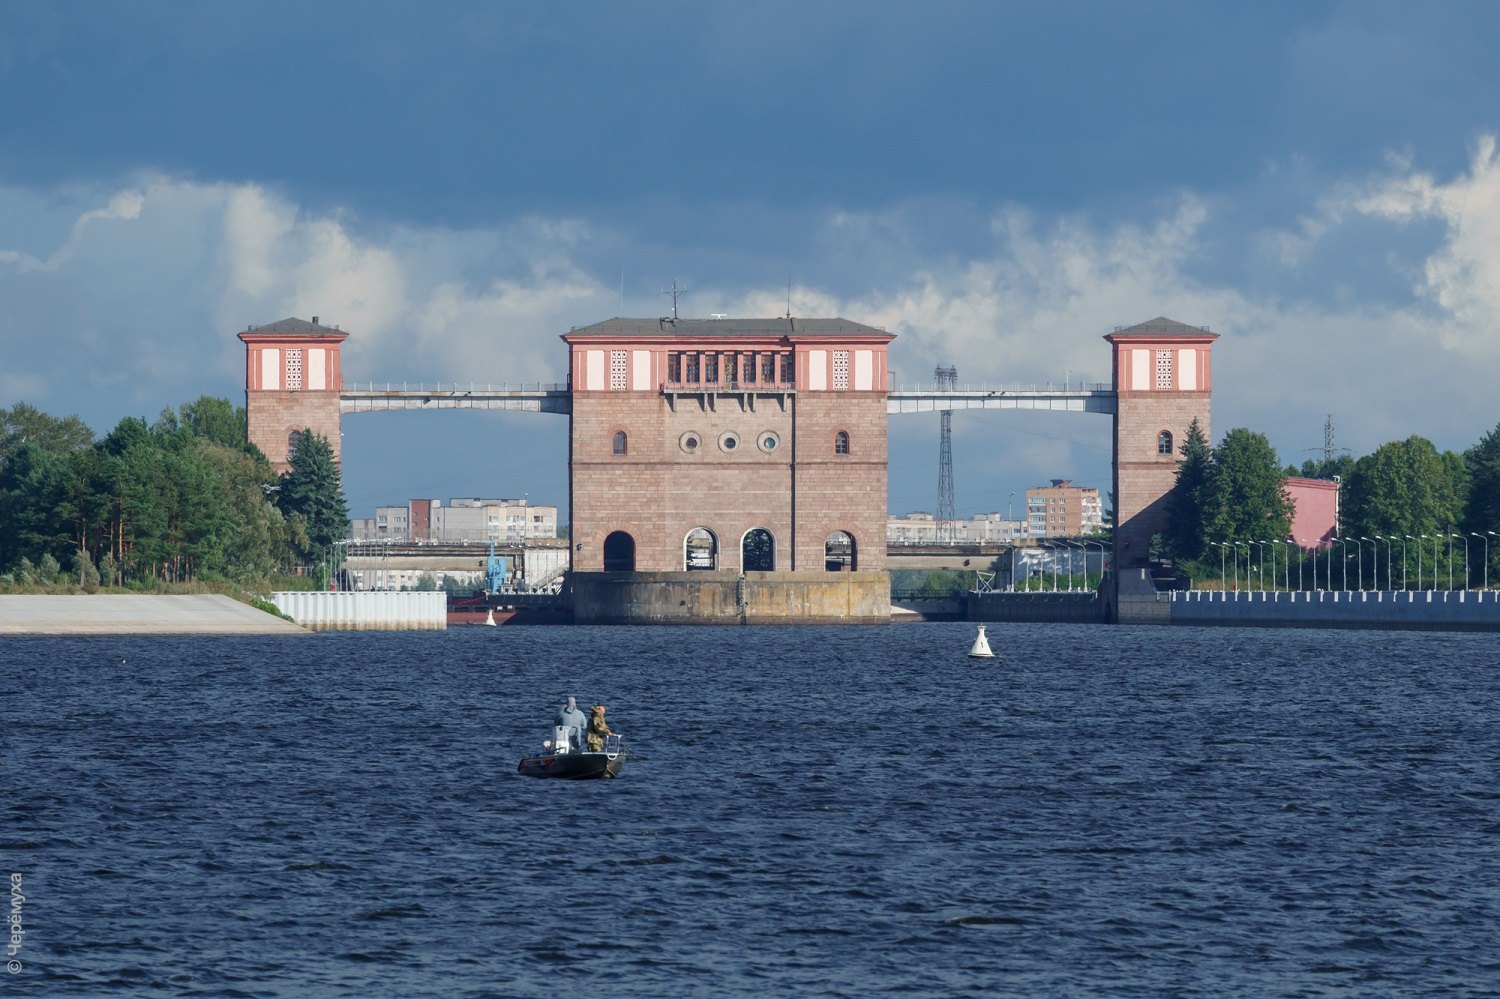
[719,432,740,452]
[680,432,702,453]
[758,431,780,453]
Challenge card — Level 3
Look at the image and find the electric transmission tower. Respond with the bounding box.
[935,365,957,542]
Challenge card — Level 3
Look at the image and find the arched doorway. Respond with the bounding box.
[825,531,856,571]
[742,528,775,572]
[603,531,635,572]
[685,527,718,570]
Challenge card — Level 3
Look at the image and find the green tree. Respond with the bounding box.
[0,403,93,469]
[1464,422,1500,586]
[1203,428,1293,544]
[1162,417,1212,561]
[177,396,249,450]
[1296,454,1356,481]
[277,429,349,561]
[72,546,101,590]
[1341,436,1465,588]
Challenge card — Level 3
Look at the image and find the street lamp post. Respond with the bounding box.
[1403,535,1413,590]
[1357,537,1369,591]
[1457,533,1470,590]
[1336,537,1350,590]
[1477,532,1493,591]
[1213,541,1227,591]
[1295,539,1307,591]
[1251,541,1266,591]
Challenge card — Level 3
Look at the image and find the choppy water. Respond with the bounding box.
[5,623,1500,997]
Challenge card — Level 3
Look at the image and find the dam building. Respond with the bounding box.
[563,317,895,623]
[237,314,1219,625]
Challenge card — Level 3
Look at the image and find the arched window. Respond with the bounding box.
[825,531,856,572]
[742,528,775,572]
[612,430,628,456]
[685,527,718,570]
[602,531,635,572]
[834,430,850,455]
[288,429,303,458]
[1157,430,1174,455]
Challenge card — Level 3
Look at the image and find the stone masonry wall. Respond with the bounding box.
[246,390,344,474]
[1114,390,1210,567]
[571,387,888,574]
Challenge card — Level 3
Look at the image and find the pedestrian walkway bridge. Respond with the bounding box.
[336,382,1116,416]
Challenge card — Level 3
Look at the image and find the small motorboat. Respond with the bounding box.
[517,728,627,780]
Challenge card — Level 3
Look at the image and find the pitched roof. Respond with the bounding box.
[242,317,346,335]
[1108,317,1216,337]
[564,317,892,338]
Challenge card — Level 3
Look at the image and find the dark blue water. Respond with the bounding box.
[6,623,1500,997]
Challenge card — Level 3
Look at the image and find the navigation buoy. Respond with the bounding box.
[968,624,995,659]
[484,608,497,627]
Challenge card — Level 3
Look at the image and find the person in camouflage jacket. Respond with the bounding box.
[586,704,613,752]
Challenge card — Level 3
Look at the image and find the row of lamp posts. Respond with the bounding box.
[1212,531,1494,592]
[1013,538,1109,592]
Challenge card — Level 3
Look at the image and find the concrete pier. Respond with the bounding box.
[0,595,308,635]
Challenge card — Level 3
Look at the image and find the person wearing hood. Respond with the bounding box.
[586,703,613,752]
[554,695,586,751]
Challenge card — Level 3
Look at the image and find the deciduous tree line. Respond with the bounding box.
[0,399,349,589]
[1160,418,1500,589]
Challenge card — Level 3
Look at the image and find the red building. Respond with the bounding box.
[563,316,895,623]
[1286,476,1340,549]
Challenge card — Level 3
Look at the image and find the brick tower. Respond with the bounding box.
[238,318,349,474]
[562,316,895,623]
[1105,317,1218,571]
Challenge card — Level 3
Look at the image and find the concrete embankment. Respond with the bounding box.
[0,595,309,635]
[1159,588,1500,631]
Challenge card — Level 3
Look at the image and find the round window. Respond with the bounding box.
[719,432,740,452]
[679,431,702,453]
[758,431,780,453]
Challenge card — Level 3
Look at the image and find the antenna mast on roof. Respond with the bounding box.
[662,281,686,320]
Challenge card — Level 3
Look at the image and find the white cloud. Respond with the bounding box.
[5,137,1500,515]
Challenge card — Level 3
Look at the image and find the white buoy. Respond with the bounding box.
[968,624,995,658]
[484,608,497,627]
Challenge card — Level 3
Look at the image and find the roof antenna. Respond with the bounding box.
[786,277,792,319]
[662,280,686,320]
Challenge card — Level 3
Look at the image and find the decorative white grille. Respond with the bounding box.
[1154,349,1173,390]
[285,348,304,390]
[610,350,628,390]
[832,350,850,390]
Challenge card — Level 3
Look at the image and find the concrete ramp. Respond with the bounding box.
[0,595,308,635]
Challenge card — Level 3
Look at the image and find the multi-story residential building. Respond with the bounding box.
[887,511,1028,543]
[1025,479,1104,538]
[351,498,558,541]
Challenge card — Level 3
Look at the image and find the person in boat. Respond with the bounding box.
[585,703,613,752]
[554,695,587,751]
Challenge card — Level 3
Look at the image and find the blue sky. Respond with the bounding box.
[4,1,1500,520]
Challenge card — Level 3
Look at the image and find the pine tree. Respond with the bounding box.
[1163,417,1212,561]
[276,429,350,562]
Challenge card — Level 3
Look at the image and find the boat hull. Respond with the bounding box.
[516,751,626,779]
